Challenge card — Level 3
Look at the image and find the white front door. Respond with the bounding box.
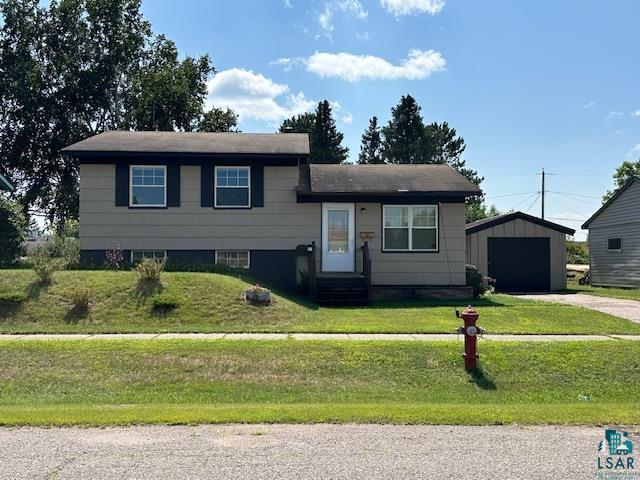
[322,203,355,272]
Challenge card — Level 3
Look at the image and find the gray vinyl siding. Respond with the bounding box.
[587,181,640,287]
[465,218,567,291]
[355,202,466,286]
[80,164,467,286]
[80,164,320,251]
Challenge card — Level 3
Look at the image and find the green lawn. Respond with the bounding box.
[567,280,640,301]
[0,339,637,425]
[1,269,640,334]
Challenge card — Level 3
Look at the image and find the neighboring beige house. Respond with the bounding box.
[62,131,481,304]
[582,178,640,288]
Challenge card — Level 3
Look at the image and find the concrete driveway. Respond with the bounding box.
[0,424,627,480]
[516,293,640,324]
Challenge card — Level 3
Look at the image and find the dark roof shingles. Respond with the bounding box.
[61,131,310,156]
[466,211,575,235]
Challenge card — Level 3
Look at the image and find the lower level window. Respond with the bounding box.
[216,250,250,269]
[131,250,166,262]
[607,237,622,252]
[383,205,438,251]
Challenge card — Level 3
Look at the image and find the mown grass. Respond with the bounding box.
[0,340,637,425]
[1,269,639,334]
[567,280,640,301]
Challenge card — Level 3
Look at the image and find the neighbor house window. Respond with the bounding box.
[131,250,167,263]
[215,166,250,207]
[607,237,622,252]
[130,166,166,207]
[383,205,438,251]
[216,251,250,269]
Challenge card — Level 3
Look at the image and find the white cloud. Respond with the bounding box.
[380,0,445,16]
[207,68,315,122]
[627,143,640,159]
[283,0,293,8]
[606,111,625,119]
[356,30,370,40]
[632,110,640,117]
[342,112,354,124]
[317,0,367,38]
[582,101,595,109]
[299,49,446,81]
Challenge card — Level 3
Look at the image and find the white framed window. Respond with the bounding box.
[215,166,250,208]
[383,205,438,251]
[215,250,250,269]
[131,250,167,263]
[130,165,166,207]
[607,237,622,252]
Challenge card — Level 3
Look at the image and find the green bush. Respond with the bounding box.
[29,246,66,283]
[0,292,28,304]
[151,293,182,311]
[466,265,492,299]
[68,287,90,310]
[134,257,166,283]
[50,235,80,268]
[0,196,27,267]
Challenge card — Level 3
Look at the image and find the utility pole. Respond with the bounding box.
[537,168,554,219]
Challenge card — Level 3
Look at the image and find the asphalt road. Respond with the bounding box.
[0,424,628,479]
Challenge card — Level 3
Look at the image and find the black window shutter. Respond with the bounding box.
[201,164,214,207]
[115,163,129,207]
[251,165,264,207]
[167,164,180,207]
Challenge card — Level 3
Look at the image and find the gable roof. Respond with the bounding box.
[61,131,310,157]
[581,177,637,229]
[0,173,13,192]
[297,164,482,198]
[466,211,575,235]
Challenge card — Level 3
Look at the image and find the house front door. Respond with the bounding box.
[322,203,355,272]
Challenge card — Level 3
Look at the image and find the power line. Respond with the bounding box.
[547,190,602,200]
[547,216,587,222]
[524,193,541,213]
[485,191,538,199]
[547,191,601,206]
[508,191,540,211]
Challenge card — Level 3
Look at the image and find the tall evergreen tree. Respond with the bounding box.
[381,95,428,164]
[424,121,482,186]
[311,100,349,164]
[358,116,384,164]
[278,102,348,164]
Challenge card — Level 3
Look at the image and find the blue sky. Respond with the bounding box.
[141,0,640,239]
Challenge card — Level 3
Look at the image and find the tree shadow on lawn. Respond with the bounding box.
[467,367,497,391]
[26,280,51,300]
[64,305,90,324]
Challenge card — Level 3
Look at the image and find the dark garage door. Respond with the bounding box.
[487,237,550,292]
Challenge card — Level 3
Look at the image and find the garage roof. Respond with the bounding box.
[466,211,575,235]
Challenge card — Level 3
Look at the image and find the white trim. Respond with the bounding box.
[215,250,251,269]
[321,202,356,272]
[606,236,623,252]
[214,166,251,208]
[129,165,167,207]
[130,250,167,262]
[382,205,439,252]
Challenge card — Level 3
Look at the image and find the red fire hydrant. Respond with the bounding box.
[456,305,485,370]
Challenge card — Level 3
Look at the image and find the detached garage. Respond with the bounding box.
[466,212,575,292]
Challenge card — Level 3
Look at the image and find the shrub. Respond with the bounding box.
[134,257,166,283]
[151,293,182,311]
[0,292,27,304]
[466,264,492,299]
[0,196,27,267]
[68,287,90,310]
[50,235,80,268]
[29,246,66,283]
[105,246,125,270]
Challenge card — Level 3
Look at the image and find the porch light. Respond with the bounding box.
[360,207,367,214]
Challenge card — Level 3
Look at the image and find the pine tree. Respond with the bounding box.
[381,95,427,164]
[279,102,348,164]
[358,116,384,164]
[311,100,349,164]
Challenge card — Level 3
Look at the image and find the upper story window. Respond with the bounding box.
[130,166,166,207]
[215,166,250,208]
[383,205,438,251]
[607,237,622,252]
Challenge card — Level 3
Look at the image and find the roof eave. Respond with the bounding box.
[582,178,637,229]
[466,211,575,235]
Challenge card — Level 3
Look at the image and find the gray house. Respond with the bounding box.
[582,178,640,288]
[62,131,481,303]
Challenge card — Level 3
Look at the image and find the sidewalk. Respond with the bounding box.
[0,333,639,341]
